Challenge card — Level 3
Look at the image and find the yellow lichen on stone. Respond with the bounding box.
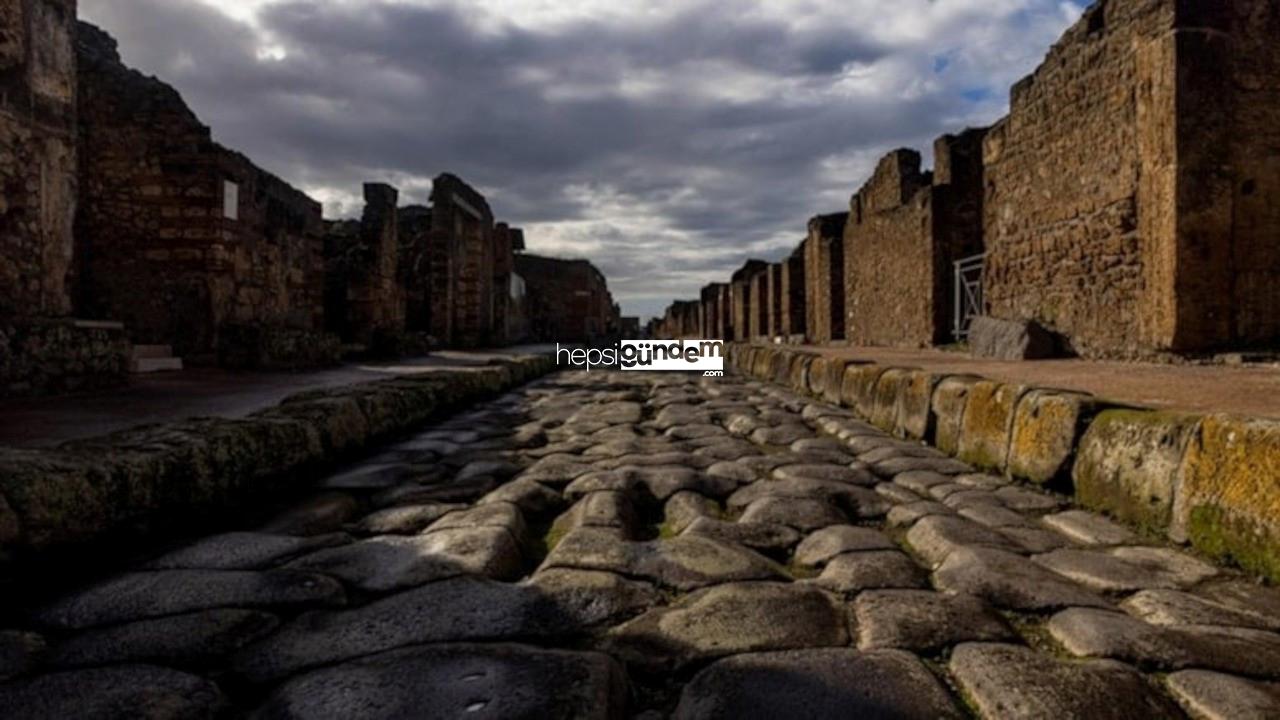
[957,381,1028,472]
[1007,390,1094,485]
[1180,415,1280,581]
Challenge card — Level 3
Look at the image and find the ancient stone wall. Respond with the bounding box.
[430,174,495,348]
[515,253,617,344]
[748,271,768,340]
[492,223,526,345]
[803,215,845,343]
[981,0,1197,357]
[323,184,405,347]
[844,132,986,347]
[75,22,330,362]
[0,0,77,321]
[779,248,805,340]
[730,260,767,343]
[1174,1,1280,350]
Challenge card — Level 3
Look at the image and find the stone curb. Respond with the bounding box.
[0,354,558,562]
[727,343,1280,582]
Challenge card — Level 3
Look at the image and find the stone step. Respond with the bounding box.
[131,344,174,360]
[129,356,184,374]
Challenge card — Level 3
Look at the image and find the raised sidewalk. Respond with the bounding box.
[730,343,1280,581]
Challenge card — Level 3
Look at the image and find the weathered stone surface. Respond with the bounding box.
[1166,669,1280,720]
[253,643,626,720]
[773,463,874,486]
[895,370,941,441]
[968,316,1057,360]
[949,643,1181,719]
[1122,589,1280,631]
[523,569,660,628]
[995,485,1064,512]
[870,455,970,478]
[354,503,465,535]
[841,364,887,418]
[886,500,952,528]
[1072,410,1198,537]
[1042,509,1135,545]
[933,546,1110,611]
[478,478,565,516]
[727,477,886,518]
[145,532,350,571]
[794,525,895,566]
[48,609,279,669]
[682,517,801,555]
[1197,581,1280,630]
[540,528,786,591]
[855,590,1014,651]
[259,492,361,536]
[1049,607,1280,677]
[956,381,1026,472]
[0,664,228,720]
[930,375,982,456]
[608,582,848,670]
[235,576,581,682]
[906,515,1021,567]
[673,649,962,720]
[40,570,344,630]
[1179,415,1280,581]
[1007,390,1095,485]
[811,551,928,593]
[1034,547,1217,592]
[553,491,638,537]
[287,527,523,592]
[739,496,846,531]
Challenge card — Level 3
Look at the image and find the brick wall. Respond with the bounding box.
[75,22,329,361]
[804,215,845,343]
[748,271,768,340]
[844,132,985,347]
[430,174,496,348]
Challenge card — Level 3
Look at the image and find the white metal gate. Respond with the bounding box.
[953,253,985,341]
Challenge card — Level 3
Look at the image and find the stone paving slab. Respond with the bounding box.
[3,369,1279,717]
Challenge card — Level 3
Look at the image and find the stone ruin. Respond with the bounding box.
[656,0,1280,360]
[0,6,622,395]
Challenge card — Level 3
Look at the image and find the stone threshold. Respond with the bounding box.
[728,343,1280,583]
[0,354,557,568]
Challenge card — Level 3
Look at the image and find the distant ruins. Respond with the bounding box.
[0,5,619,396]
[654,0,1280,360]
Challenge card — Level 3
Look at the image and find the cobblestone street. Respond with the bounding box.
[4,370,1280,719]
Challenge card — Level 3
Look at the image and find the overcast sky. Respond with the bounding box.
[80,0,1085,321]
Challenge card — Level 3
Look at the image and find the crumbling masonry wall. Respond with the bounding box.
[324,183,405,347]
[844,131,985,347]
[0,0,76,320]
[982,0,1280,357]
[730,260,767,343]
[779,248,805,341]
[75,22,329,361]
[804,215,845,343]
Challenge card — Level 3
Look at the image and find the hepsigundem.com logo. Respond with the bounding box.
[556,340,725,374]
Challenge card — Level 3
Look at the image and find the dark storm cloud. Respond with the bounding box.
[79,0,1083,319]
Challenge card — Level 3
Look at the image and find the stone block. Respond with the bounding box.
[895,370,940,441]
[807,357,830,397]
[968,316,1057,360]
[1006,390,1097,486]
[867,368,913,433]
[821,358,850,406]
[956,381,1028,472]
[1179,415,1280,582]
[788,354,816,394]
[931,375,983,456]
[1072,409,1198,538]
[841,364,887,418]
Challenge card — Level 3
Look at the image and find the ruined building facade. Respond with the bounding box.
[0,12,620,395]
[655,0,1280,360]
[515,253,619,344]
